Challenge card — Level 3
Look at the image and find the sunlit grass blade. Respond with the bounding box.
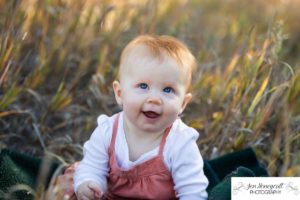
[287,69,300,113]
[247,75,270,116]
[48,81,73,112]
[0,84,23,110]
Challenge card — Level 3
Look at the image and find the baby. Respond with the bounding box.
[74,35,208,199]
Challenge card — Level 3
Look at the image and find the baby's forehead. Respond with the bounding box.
[117,35,195,88]
[119,53,192,88]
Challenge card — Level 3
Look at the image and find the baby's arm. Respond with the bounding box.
[74,115,112,198]
[76,181,102,200]
[170,129,209,200]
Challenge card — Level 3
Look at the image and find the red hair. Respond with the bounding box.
[118,35,197,88]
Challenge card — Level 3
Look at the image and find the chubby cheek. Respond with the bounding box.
[122,95,142,114]
[164,102,181,119]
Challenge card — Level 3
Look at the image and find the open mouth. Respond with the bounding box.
[142,111,160,119]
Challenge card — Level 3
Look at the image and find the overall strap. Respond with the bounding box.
[110,113,120,152]
[158,125,172,155]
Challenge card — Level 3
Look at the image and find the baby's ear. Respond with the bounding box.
[180,93,192,114]
[113,81,123,106]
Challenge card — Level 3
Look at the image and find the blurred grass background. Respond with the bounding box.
[0,0,299,181]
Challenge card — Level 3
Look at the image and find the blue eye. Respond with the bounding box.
[163,87,174,93]
[139,83,148,90]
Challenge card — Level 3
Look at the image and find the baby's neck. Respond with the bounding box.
[123,119,165,162]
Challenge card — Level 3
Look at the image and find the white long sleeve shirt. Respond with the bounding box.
[74,112,208,199]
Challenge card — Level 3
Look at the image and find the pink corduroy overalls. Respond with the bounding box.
[104,114,177,200]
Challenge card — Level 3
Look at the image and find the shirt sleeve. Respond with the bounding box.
[169,126,209,200]
[73,114,112,193]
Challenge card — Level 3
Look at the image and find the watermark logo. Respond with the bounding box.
[232,177,300,200]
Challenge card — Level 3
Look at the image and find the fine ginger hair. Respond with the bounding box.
[117,35,197,89]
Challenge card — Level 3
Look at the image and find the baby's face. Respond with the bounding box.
[113,48,192,134]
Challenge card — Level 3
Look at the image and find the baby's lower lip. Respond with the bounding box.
[142,111,160,119]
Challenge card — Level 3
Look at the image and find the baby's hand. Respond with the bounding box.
[76,181,102,200]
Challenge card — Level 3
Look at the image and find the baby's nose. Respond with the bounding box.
[146,96,162,105]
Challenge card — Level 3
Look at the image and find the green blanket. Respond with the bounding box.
[0,149,60,200]
[0,148,268,200]
[204,148,268,199]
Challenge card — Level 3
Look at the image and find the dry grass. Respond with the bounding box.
[1,0,300,198]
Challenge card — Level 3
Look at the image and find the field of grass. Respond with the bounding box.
[1,0,300,188]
